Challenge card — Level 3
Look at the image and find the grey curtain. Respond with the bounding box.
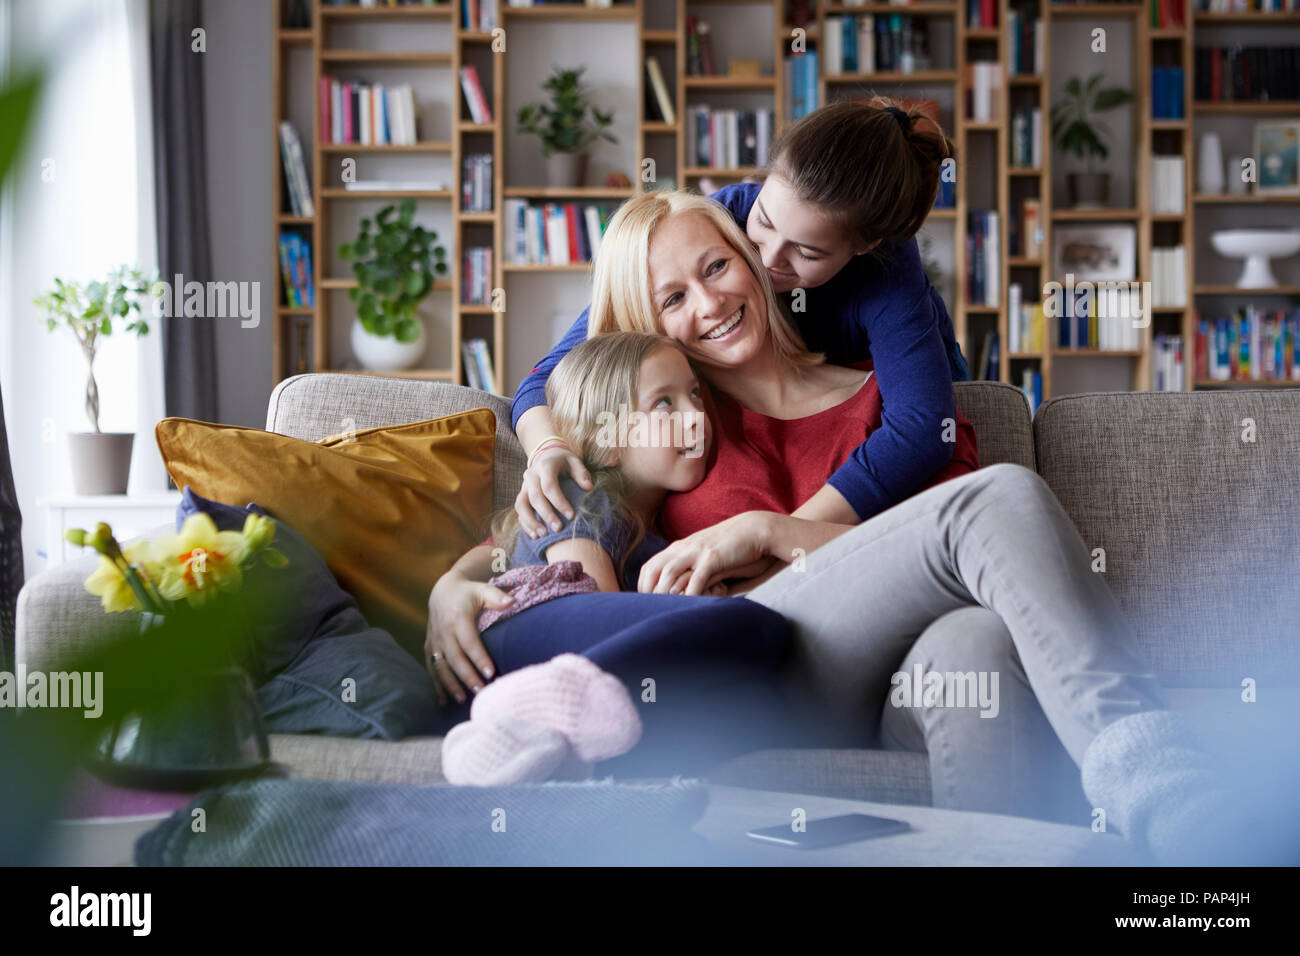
[0,381,20,669]
[150,0,217,423]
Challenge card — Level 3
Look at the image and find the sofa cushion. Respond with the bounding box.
[156,409,496,660]
[954,381,1035,470]
[1034,390,1300,685]
[267,374,526,515]
[705,747,932,807]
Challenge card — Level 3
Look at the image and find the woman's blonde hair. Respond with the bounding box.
[491,331,679,584]
[587,188,824,372]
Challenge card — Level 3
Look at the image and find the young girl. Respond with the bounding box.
[513,98,965,539]
[439,332,795,785]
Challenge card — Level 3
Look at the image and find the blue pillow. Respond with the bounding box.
[176,487,440,740]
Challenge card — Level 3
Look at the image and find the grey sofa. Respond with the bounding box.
[16,374,1300,808]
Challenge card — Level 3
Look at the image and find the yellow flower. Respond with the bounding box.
[84,540,156,613]
[149,513,249,608]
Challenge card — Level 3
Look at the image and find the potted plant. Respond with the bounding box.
[516,66,617,188]
[338,198,447,371]
[1051,73,1134,208]
[34,265,157,495]
[67,515,287,789]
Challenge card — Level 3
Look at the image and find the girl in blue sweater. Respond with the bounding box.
[513,98,968,535]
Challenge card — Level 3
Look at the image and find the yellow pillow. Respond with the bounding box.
[155,409,497,659]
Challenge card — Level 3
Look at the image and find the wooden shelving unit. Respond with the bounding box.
[272,0,1300,399]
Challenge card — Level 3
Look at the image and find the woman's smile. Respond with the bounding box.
[700,305,745,342]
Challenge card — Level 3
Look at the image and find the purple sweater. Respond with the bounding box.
[511,182,963,522]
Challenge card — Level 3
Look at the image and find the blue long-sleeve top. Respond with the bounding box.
[510,182,965,522]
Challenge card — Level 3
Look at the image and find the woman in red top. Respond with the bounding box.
[429,191,1245,861]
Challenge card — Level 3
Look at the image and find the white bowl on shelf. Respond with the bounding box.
[1210,230,1300,289]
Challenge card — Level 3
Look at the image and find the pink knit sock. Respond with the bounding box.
[440,715,571,786]
[471,653,642,763]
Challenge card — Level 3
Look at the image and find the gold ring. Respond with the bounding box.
[431,651,444,662]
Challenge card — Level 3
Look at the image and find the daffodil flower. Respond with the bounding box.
[149,513,250,608]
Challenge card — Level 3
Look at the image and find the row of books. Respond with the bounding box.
[685,15,718,76]
[1194,0,1299,11]
[1009,108,1042,169]
[686,107,774,170]
[968,0,998,29]
[1150,156,1186,214]
[1196,308,1300,382]
[462,246,494,306]
[1151,68,1185,119]
[824,15,934,75]
[1150,246,1188,308]
[1020,369,1043,415]
[278,232,316,308]
[935,176,956,209]
[1150,0,1187,27]
[1054,286,1145,351]
[973,331,1001,380]
[1007,284,1046,353]
[461,338,498,394]
[645,57,676,124]
[1194,46,1300,103]
[460,65,493,125]
[278,122,314,217]
[966,210,1001,307]
[1008,198,1042,259]
[1006,8,1044,77]
[462,153,493,213]
[319,78,419,146]
[503,199,614,266]
[786,51,822,121]
[1152,334,1186,391]
[967,61,1004,122]
[462,0,498,31]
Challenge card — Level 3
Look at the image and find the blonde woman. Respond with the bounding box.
[429,189,1255,864]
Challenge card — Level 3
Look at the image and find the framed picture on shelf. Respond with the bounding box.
[1052,224,1136,283]
[1254,121,1300,196]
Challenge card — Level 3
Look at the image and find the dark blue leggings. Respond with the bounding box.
[439,592,807,776]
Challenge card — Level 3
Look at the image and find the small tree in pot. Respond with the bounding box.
[1051,73,1134,209]
[35,265,157,495]
[339,199,448,371]
[516,66,617,188]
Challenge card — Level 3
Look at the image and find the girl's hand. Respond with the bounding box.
[425,571,511,705]
[638,511,776,596]
[515,444,594,539]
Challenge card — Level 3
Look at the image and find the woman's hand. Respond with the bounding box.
[515,444,593,539]
[637,511,776,596]
[425,570,512,705]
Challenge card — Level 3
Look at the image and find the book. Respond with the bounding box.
[459,65,492,124]
[278,122,314,216]
[646,57,676,124]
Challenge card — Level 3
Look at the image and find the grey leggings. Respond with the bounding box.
[742,463,1169,822]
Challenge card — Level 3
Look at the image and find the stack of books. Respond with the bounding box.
[1007,283,1047,353]
[1021,369,1043,415]
[966,210,1000,307]
[823,14,933,75]
[1151,68,1185,119]
[1008,198,1042,258]
[462,247,494,306]
[1009,108,1042,169]
[685,107,773,169]
[459,66,493,124]
[461,337,498,393]
[1195,0,1298,12]
[1006,6,1044,76]
[1150,156,1185,214]
[1055,286,1143,351]
[503,200,615,266]
[277,232,315,308]
[786,50,821,121]
[966,61,1003,122]
[464,0,499,31]
[1153,333,1186,391]
[318,79,419,145]
[461,153,492,213]
[968,0,998,29]
[1151,246,1187,308]
[1194,45,1300,103]
[278,122,314,216]
[1196,307,1300,382]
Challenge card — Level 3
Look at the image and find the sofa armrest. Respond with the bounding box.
[15,523,175,672]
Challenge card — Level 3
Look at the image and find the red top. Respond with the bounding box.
[660,361,980,540]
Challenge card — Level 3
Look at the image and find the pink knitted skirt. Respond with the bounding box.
[476,560,601,632]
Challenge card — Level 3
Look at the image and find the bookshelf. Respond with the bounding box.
[272,0,1300,400]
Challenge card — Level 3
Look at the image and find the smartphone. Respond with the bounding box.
[746,812,911,849]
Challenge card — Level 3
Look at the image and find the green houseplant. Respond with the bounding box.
[34,265,157,495]
[516,66,617,187]
[1051,73,1135,208]
[338,198,447,371]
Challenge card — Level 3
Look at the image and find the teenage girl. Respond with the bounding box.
[513,98,966,540]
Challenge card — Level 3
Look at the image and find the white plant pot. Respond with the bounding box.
[350,317,426,371]
[1197,133,1226,195]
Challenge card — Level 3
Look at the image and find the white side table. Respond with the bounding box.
[37,492,183,567]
